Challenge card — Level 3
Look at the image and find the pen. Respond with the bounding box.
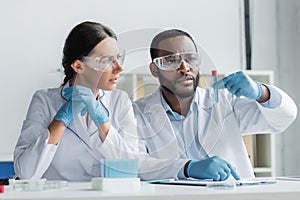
[146,179,174,183]
[236,179,277,186]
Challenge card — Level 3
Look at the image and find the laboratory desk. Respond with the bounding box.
[1,180,300,200]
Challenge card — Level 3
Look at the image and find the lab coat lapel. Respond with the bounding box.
[144,89,180,159]
[197,88,222,155]
[196,88,254,178]
[87,120,99,137]
[207,113,254,178]
[61,85,102,161]
[67,117,105,161]
[67,115,94,151]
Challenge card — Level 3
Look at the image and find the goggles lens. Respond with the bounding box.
[81,50,125,72]
[153,52,201,71]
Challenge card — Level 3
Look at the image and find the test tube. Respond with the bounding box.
[212,70,218,103]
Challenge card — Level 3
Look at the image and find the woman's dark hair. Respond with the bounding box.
[61,21,117,86]
[150,29,197,61]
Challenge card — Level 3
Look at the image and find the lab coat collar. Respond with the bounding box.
[60,82,70,101]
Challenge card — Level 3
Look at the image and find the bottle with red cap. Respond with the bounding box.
[0,184,4,193]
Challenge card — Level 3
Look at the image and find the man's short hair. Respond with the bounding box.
[150,29,197,61]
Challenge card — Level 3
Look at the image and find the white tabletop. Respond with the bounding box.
[1,180,300,200]
[0,154,13,162]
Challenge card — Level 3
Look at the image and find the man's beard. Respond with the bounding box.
[160,73,200,98]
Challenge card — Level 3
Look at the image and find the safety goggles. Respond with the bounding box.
[81,50,125,72]
[153,52,201,71]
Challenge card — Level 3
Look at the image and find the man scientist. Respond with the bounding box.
[133,29,297,181]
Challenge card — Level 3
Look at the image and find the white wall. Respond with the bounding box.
[251,0,278,74]
[277,0,300,176]
[0,0,243,159]
[251,0,300,176]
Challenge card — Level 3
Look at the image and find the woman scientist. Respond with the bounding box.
[13,21,140,181]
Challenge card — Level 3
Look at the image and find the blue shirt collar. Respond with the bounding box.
[159,89,199,121]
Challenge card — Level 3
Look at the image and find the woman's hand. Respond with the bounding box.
[63,85,109,126]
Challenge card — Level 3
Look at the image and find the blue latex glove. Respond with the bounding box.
[214,71,262,99]
[63,85,109,126]
[54,100,86,127]
[187,156,240,181]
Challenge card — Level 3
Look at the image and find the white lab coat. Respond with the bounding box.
[14,85,187,181]
[133,86,297,179]
[14,85,143,181]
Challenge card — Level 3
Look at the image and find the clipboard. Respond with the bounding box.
[149,178,276,187]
